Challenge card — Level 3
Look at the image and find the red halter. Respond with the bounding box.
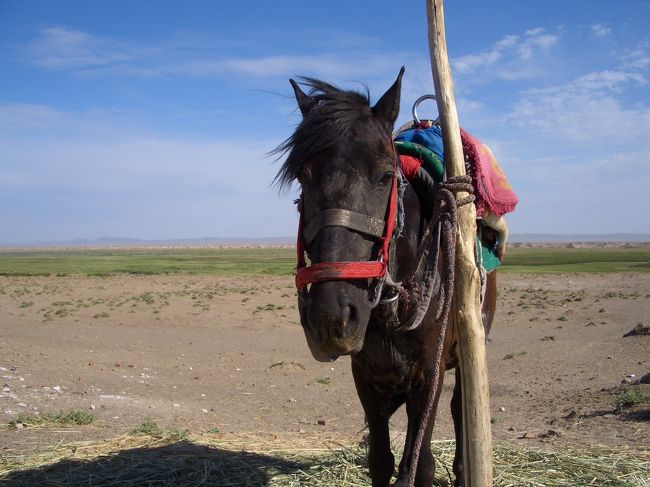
[295,146,399,290]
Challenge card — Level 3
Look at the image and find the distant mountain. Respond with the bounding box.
[509,233,650,243]
[1,233,649,248]
[0,236,295,248]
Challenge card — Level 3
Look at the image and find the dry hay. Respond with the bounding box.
[1,431,648,486]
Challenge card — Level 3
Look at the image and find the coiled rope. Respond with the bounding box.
[407,174,474,487]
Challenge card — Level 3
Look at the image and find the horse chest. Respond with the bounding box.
[355,326,429,395]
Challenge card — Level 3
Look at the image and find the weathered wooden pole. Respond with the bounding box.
[425,1,493,486]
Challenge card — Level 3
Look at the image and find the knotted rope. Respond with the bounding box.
[406,174,474,487]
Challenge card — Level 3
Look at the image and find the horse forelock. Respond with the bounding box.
[274,78,383,191]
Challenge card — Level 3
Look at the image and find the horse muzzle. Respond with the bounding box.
[298,281,370,362]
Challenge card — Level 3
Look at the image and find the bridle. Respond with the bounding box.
[294,142,399,308]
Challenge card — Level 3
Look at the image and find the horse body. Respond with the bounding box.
[276,68,496,487]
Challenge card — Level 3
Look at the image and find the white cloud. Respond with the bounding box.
[22,26,402,82]
[27,27,146,69]
[452,28,559,79]
[518,29,559,60]
[0,103,72,129]
[494,35,519,50]
[621,46,650,71]
[525,27,545,37]
[0,104,300,241]
[188,53,397,79]
[508,69,650,148]
[10,23,650,238]
[573,69,646,90]
[0,117,275,194]
[453,36,509,74]
[454,49,503,73]
[591,24,612,37]
[463,64,650,234]
[499,146,650,233]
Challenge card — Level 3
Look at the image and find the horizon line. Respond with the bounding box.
[2,232,650,248]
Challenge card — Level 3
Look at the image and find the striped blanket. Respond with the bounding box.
[395,124,518,217]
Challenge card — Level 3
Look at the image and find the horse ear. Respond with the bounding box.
[372,66,405,126]
[290,79,315,116]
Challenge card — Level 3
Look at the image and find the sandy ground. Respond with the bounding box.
[0,272,648,455]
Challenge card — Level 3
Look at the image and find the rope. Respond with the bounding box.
[406,175,474,487]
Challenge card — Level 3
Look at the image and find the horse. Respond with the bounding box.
[274,68,497,487]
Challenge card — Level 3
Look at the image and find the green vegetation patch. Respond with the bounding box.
[615,387,650,413]
[131,418,188,441]
[1,246,649,276]
[503,351,527,360]
[0,248,295,277]
[9,409,95,428]
[501,247,650,273]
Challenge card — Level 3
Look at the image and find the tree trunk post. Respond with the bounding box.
[425,1,493,485]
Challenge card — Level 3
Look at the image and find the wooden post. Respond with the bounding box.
[425,1,493,486]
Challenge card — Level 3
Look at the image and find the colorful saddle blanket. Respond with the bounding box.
[395,124,518,217]
[394,123,518,272]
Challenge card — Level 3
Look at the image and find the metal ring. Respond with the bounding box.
[379,291,400,305]
[369,277,385,309]
[412,94,439,125]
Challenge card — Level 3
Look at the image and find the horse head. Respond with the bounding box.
[275,68,405,361]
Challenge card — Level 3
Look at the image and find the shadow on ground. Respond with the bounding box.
[0,441,309,486]
[623,409,650,421]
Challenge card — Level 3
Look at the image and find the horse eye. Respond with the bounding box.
[378,171,394,186]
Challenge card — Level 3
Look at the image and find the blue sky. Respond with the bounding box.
[1,1,649,243]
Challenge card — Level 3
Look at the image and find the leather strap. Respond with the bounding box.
[302,208,386,247]
[296,261,386,290]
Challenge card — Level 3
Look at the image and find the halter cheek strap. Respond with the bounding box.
[294,143,398,291]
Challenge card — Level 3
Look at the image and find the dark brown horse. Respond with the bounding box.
[275,68,497,487]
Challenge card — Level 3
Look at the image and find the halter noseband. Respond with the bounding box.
[294,144,399,294]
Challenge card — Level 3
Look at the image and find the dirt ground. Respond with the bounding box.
[1,271,648,456]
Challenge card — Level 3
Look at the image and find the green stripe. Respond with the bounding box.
[395,141,445,181]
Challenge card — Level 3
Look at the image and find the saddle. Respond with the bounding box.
[393,117,517,273]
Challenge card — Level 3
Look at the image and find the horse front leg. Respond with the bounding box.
[394,376,443,487]
[352,361,395,487]
[451,368,465,487]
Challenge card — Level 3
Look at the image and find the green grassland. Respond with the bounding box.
[0,248,295,277]
[0,246,648,276]
[501,247,650,273]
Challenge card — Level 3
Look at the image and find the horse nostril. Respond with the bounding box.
[337,295,357,324]
[339,295,360,333]
[339,304,350,325]
[325,295,358,339]
[345,303,358,325]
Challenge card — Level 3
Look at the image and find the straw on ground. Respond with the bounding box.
[1,432,648,486]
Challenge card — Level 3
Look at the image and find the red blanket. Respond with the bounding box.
[461,128,518,217]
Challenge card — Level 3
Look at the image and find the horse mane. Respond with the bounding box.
[273,78,373,191]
